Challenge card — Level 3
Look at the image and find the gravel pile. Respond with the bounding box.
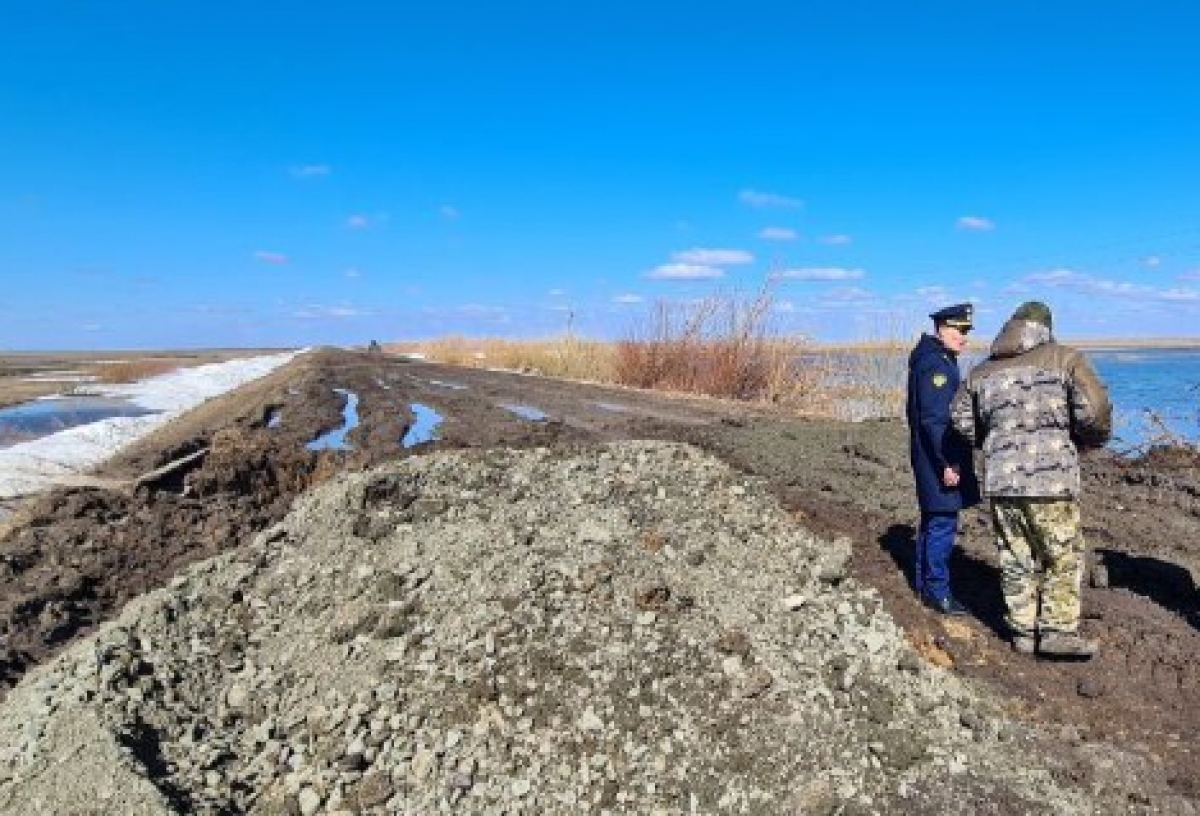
[0,442,1151,814]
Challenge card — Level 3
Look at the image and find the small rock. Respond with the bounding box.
[781,594,807,611]
[297,787,322,816]
[715,629,751,656]
[739,667,773,699]
[578,707,604,732]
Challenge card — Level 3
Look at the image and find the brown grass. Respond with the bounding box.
[387,335,615,382]
[90,359,183,384]
[388,285,913,418]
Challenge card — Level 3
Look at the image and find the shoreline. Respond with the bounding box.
[816,337,1200,353]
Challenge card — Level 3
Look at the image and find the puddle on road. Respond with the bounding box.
[305,389,359,451]
[0,397,156,449]
[429,380,468,390]
[401,403,444,448]
[594,402,630,413]
[500,403,548,422]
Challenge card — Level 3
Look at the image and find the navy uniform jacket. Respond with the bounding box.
[906,333,980,512]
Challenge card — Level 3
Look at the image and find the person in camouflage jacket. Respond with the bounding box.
[950,301,1112,658]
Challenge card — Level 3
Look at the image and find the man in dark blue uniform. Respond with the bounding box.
[906,303,980,615]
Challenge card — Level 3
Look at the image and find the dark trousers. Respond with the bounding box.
[916,511,958,601]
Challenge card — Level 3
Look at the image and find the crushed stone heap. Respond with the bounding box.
[0,442,1144,814]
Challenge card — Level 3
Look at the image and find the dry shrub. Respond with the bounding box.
[613,285,816,405]
[91,359,182,384]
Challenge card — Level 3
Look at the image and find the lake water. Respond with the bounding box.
[1085,347,1200,452]
[822,345,1200,453]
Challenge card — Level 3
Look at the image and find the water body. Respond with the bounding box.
[1085,347,1200,450]
[0,397,156,449]
[401,403,443,448]
[500,404,548,422]
[305,389,359,452]
[821,347,1200,451]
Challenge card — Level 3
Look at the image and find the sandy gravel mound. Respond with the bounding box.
[0,442,1181,814]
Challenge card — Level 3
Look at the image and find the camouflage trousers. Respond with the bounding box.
[991,497,1085,635]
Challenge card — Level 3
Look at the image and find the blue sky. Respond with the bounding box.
[4,1,1200,349]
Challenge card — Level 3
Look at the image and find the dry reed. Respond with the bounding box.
[389,286,915,419]
[90,359,183,384]
[389,335,615,382]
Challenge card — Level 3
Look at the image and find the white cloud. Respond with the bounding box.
[253,250,289,265]
[671,248,755,266]
[457,304,507,317]
[645,263,725,280]
[548,288,566,296]
[739,189,803,209]
[1179,269,1200,281]
[81,323,103,332]
[1145,255,1162,267]
[613,294,644,304]
[289,164,331,178]
[440,205,460,219]
[343,268,362,279]
[293,305,368,319]
[820,287,874,304]
[819,234,853,245]
[1159,288,1200,302]
[956,216,995,231]
[347,214,372,230]
[915,285,950,299]
[1023,268,1081,286]
[1021,269,1200,302]
[758,227,797,241]
[775,300,797,313]
[773,267,864,281]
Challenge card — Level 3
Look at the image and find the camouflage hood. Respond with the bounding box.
[989,319,1053,359]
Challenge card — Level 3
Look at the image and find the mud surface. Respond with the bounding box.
[1,347,1197,805]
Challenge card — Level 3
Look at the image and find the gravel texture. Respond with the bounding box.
[0,441,1186,814]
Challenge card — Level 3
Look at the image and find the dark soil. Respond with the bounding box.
[1,347,1197,805]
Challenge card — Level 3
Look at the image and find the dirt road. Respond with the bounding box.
[1,347,1197,804]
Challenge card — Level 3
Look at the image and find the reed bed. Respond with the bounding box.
[389,335,616,382]
[392,289,911,419]
[90,359,184,384]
